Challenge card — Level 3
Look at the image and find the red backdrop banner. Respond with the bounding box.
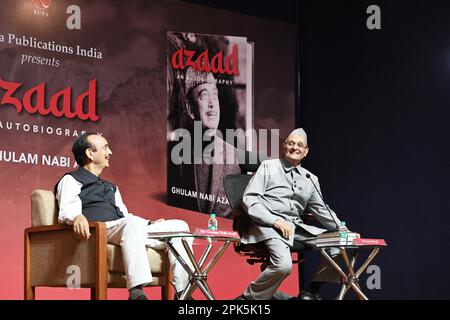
[0,0,295,300]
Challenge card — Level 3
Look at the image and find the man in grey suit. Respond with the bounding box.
[238,128,347,300]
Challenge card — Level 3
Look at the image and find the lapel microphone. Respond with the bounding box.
[305,173,340,229]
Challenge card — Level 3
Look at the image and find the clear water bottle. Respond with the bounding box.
[339,221,348,240]
[208,213,218,231]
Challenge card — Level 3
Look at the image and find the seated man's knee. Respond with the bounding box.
[273,257,292,277]
[171,219,190,232]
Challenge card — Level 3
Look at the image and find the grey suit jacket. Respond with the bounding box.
[241,158,341,246]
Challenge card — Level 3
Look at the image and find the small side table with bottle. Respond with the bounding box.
[147,214,240,300]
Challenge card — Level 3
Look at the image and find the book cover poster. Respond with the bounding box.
[167,32,252,217]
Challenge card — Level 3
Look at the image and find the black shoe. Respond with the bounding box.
[128,288,148,300]
[234,294,247,300]
[299,291,322,300]
[271,290,294,300]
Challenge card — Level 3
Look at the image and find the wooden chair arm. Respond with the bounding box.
[25,221,107,235]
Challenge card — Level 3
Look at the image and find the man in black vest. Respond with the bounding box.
[55,132,193,300]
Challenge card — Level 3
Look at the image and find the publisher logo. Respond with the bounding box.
[32,0,52,10]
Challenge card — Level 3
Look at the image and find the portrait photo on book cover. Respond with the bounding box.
[166,31,253,218]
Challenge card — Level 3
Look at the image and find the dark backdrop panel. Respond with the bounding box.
[299,0,450,299]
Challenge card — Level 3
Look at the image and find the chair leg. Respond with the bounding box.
[93,224,107,300]
[161,267,174,300]
[91,283,107,300]
[24,231,35,300]
[161,277,174,300]
[24,286,35,300]
[161,285,171,300]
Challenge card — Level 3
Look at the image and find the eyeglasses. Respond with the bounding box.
[285,141,308,149]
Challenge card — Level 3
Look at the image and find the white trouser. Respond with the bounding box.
[107,215,193,293]
[145,219,194,293]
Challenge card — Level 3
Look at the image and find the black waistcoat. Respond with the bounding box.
[56,167,124,222]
